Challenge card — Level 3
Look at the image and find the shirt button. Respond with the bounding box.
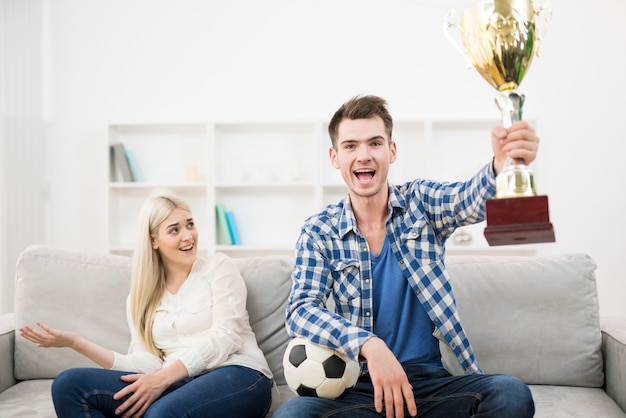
[433,318,440,323]
[365,279,371,284]
[365,311,371,317]
[400,260,405,265]
[362,247,368,252]
[412,232,417,237]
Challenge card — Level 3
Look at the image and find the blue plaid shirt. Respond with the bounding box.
[286,162,497,375]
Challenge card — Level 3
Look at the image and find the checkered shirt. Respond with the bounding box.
[286,162,497,375]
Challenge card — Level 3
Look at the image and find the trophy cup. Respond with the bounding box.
[444,0,555,246]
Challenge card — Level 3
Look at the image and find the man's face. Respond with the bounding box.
[329,116,396,200]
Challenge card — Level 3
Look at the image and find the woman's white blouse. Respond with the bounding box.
[111,253,272,379]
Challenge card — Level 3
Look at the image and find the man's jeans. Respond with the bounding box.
[51,365,272,418]
[274,364,534,418]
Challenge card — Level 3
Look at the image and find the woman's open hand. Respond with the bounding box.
[19,322,79,349]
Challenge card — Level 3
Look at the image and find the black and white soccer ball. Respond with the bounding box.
[282,337,360,399]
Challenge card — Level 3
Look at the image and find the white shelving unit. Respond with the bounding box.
[106,123,211,255]
[106,119,538,258]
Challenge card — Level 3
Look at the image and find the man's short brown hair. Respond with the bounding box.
[328,95,394,148]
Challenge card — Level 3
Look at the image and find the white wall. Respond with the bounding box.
[0,118,5,314]
[0,0,46,314]
[10,0,626,316]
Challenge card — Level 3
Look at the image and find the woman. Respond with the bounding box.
[20,195,273,418]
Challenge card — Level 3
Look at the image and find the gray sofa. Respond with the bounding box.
[0,245,625,417]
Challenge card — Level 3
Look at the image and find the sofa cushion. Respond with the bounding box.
[445,253,603,387]
[0,313,16,392]
[0,380,55,418]
[235,255,294,386]
[14,245,132,380]
[602,317,626,413]
[13,245,295,386]
[529,385,626,418]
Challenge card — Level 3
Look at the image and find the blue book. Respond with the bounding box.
[225,210,241,245]
[124,149,144,182]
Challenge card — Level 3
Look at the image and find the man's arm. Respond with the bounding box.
[285,230,373,360]
[360,337,417,418]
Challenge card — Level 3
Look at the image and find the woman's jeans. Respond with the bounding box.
[51,365,272,418]
[273,365,534,418]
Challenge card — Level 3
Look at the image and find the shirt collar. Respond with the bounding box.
[337,182,407,239]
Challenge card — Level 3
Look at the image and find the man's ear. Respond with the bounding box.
[329,147,340,169]
[389,140,397,164]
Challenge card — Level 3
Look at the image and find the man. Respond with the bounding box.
[275,95,536,418]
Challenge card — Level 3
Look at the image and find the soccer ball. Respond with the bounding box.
[282,337,360,399]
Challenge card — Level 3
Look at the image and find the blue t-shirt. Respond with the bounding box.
[371,236,442,368]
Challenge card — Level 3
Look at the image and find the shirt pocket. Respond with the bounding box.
[400,218,440,262]
[328,259,362,311]
[152,308,176,341]
[178,304,213,335]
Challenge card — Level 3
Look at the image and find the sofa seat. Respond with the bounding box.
[530,385,626,418]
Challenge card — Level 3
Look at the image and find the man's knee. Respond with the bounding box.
[488,374,534,418]
[273,397,332,418]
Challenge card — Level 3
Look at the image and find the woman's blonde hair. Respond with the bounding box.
[130,194,191,357]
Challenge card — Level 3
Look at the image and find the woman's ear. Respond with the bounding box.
[151,237,158,250]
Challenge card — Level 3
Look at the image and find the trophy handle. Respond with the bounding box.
[533,0,552,57]
[495,91,525,129]
[495,91,527,168]
[443,8,473,69]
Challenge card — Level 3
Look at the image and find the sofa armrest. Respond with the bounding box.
[0,313,17,393]
[601,317,626,413]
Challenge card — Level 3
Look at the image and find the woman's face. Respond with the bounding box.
[151,208,198,270]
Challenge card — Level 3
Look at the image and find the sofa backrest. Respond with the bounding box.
[14,245,132,380]
[15,245,131,380]
[13,245,294,385]
[235,256,293,386]
[13,245,603,389]
[445,253,603,387]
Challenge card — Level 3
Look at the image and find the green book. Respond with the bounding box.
[215,204,233,245]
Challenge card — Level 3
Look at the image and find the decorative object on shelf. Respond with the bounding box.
[185,165,199,182]
[452,229,473,246]
[444,0,555,246]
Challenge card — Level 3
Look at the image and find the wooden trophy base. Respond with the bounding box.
[484,195,555,246]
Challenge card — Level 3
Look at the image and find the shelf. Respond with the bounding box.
[214,182,316,190]
[105,119,539,258]
[215,245,295,258]
[108,182,209,189]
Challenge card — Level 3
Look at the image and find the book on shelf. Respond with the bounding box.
[124,149,144,182]
[225,210,241,245]
[215,204,233,245]
[110,143,140,182]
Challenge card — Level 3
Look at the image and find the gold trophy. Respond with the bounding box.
[444,0,555,246]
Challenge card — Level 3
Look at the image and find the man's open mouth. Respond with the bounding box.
[354,169,375,181]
